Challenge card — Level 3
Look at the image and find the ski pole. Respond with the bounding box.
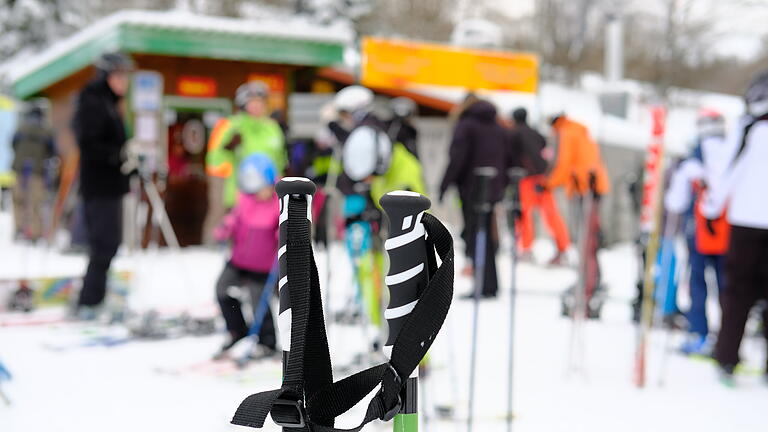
[235,260,280,368]
[380,191,431,432]
[467,166,498,432]
[275,177,316,370]
[654,211,680,386]
[505,168,526,432]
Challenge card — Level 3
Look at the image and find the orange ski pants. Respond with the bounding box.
[518,175,571,253]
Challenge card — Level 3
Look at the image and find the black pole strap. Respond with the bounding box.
[232,208,454,432]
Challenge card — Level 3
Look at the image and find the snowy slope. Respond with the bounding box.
[0,209,766,432]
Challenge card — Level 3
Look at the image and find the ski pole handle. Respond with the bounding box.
[507,168,527,227]
[474,167,498,215]
[380,191,431,358]
[275,177,316,357]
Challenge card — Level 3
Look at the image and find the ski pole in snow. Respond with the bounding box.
[654,211,680,386]
[380,191,431,432]
[467,166,497,432]
[235,260,280,368]
[505,168,526,431]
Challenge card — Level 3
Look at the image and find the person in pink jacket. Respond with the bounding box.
[214,154,279,358]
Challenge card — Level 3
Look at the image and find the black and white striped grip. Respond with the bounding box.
[276,177,316,354]
[380,191,431,359]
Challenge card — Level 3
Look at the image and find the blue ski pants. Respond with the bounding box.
[687,246,725,337]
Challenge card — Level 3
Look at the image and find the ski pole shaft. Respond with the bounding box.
[276,177,316,370]
[505,168,526,432]
[467,166,497,432]
[380,191,432,432]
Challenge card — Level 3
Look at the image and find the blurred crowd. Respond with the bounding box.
[6,51,768,383]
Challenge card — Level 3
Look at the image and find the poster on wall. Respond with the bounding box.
[132,71,164,112]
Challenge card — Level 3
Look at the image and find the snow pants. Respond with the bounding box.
[518,176,570,253]
[687,244,725,338]
[215,263,276,350]
[12,173,45,239]
[714,225,768,369]
[78,197,122,307]
[461,201,499,297]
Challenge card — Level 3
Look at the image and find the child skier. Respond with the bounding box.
[213,154,279,359]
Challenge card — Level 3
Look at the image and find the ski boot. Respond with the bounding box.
[561,284,606,319]
[680,334,711,357]
[547,252,567,267]
[717,363,736,388]
[8,282,34,312]
[587,284,607,319]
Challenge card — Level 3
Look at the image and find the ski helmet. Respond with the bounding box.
[342,125,392,181]
[696,108,725,137]
[94,52,135,74]
[235,81,269,110]
[745,70,768,117]
[390,97,417,118]
[334,85,374,114]
[238,153,277,194]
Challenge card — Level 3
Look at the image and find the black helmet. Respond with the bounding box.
[95,52,135,74]
[512,107,527,123]
[745,70,768,117]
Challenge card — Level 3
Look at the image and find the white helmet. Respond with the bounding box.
[334,85,374,114]
[342,125,392,181]
[696,108,726,137]
[235,81,269,109]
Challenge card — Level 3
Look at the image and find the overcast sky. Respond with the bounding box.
[481,0,767,60]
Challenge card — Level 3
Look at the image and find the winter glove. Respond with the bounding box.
[705,218,717,236]
[224,133,242,151]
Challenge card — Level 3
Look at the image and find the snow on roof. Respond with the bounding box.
[3,9,354,85]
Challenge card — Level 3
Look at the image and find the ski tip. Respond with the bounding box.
[276,177,316,198]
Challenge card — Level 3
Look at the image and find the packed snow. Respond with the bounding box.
[0,209,766,432]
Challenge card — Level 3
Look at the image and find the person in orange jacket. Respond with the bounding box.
[509,108,571,264]
[547,114,610,197]
[547,113,610,317]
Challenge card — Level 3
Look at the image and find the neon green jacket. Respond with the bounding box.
[206,113,285,207]
[371,142,427,206]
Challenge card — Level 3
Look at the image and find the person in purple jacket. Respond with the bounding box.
[214,154,279,358]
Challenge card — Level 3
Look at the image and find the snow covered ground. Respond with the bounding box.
[0,209,766,432]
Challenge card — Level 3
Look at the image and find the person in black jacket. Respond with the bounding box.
[440,98,514,298]
[509,107,571,264]
[72,52,134,315]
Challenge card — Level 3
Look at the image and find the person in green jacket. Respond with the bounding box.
[206,81,286,208]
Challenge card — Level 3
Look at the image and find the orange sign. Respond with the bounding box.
[177,76,218,97]
[248,74,286,93]
[362,37,539,93]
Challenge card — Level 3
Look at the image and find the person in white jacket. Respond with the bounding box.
[664,109,729,356]
[702,70,768,384]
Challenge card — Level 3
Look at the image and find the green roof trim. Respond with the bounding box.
[12,21,345,99]
[13,28,121,99]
